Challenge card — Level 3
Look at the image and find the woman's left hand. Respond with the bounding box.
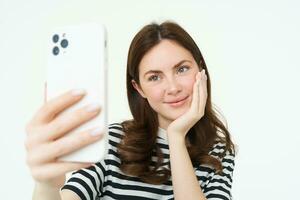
[167,69,208,140]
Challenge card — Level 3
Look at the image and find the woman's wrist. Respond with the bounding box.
[167,130,186,146]
[33,182,61,200]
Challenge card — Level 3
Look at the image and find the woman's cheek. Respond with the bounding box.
[143,85,164,103]
[150,89,164,103]
[182,76,196,94]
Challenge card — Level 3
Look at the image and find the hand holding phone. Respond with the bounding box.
[25,90,103,189]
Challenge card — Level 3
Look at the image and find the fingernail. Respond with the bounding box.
[90,127,103,136]
[86,103,101,112]
[71,89,86,96]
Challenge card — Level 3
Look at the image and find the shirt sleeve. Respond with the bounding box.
[61,160,107,200]
[197,144,235,200]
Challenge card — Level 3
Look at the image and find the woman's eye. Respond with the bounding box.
[148,75,160,81]
[177,66,189,73]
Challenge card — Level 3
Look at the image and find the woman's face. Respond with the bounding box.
[132,39,200,129]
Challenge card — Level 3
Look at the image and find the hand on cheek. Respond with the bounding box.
[167,69,208,140]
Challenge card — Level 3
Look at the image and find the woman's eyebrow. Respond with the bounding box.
[143,60,192,77]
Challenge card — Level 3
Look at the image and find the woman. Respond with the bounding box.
[26,21,235,200]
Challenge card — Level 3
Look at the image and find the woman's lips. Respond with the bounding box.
[165,96,189,108]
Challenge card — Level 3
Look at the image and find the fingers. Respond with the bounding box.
[27,127,104,165]
[31,162,93,183]
[199,70,208,113]
[31,89,86,125]
[191,70,207,115]
[44,103,101,141]
[190,72,201,111]
[49,127,104,160]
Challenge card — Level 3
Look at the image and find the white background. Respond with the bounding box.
[0,0,299,199]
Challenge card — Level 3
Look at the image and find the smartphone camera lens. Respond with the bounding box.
[61,39,68,48]
[52,46,60,56]
[52,34,59,43]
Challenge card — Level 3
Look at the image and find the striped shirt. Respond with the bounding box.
[62,123,235,200]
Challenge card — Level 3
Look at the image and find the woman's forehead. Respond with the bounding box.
[139,39,195,73]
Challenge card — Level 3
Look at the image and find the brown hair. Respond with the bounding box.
[118,21,235,184]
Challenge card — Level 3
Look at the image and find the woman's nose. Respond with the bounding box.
[166,78,181,95]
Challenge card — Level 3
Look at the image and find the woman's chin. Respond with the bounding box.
[165,108,189,121]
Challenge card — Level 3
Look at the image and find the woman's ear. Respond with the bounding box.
[131,80,146,98]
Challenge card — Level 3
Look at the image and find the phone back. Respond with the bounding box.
[46,23,108,163]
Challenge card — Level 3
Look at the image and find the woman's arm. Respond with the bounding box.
[168,134,207,200]
[60,190,81,200]
[33,182,62,200]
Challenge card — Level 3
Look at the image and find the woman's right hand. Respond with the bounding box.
[25,89,104,188]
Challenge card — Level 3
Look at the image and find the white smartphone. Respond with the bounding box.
[46,23,108,163]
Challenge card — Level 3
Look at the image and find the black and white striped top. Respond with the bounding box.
[62,123,235,200]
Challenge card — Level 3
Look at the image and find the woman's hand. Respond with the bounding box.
[25,89,104,188]
[167,69,207,140]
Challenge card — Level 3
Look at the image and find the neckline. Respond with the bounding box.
[158,127,168,141]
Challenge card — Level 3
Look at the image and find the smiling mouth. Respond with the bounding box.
[165,96,189,107]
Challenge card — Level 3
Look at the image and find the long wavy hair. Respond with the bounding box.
[118,21,235,184]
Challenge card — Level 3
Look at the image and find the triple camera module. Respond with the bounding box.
[52,34,69,56]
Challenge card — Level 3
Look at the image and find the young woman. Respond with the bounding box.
[26,21,235,200]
